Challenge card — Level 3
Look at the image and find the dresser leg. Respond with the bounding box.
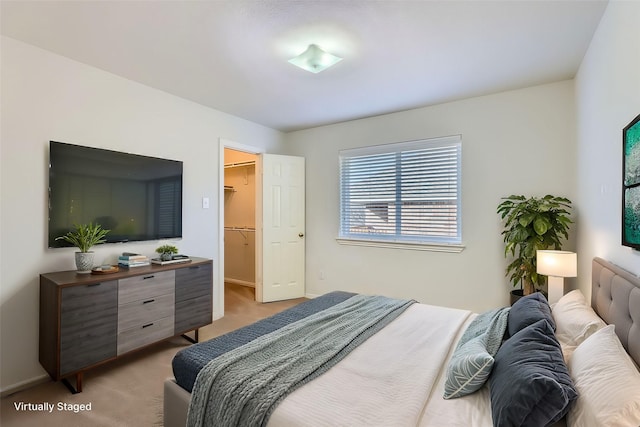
[181,329,199,344]
[62,372,83,394]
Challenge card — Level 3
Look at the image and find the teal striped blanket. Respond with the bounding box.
[186,294,415,427]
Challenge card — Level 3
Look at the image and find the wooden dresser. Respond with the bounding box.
[39,257,212,393]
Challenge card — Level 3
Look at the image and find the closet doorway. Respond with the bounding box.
[217,139,306,319]
[224,148,258,299]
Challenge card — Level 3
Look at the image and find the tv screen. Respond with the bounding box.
[48,141,183,248]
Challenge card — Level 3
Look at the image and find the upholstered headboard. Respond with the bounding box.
[591,257,640,366]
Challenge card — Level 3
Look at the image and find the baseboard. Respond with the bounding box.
[304,292,321,299]
[224,278,255,288]
[1,374,50,397]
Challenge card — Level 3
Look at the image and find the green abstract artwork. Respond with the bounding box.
[623,114,640,248]
[624,119,640,186]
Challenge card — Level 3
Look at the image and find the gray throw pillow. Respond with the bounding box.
[489,319,577,427]
[508,292,555,337]
[443,307,510,399]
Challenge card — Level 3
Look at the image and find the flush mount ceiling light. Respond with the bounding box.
[288,44,342,73]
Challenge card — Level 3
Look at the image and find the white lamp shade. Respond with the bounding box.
[536,250,577,277]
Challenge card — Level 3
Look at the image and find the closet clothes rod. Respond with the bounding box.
[224,226,255,241]
[224,161,255,169]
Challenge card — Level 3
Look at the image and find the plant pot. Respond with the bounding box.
[510,289,549,306]
[75,252,95,274]
[510,289,524,306]
[160,253,172,261]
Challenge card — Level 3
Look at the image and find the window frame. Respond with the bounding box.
[337,135,464,252]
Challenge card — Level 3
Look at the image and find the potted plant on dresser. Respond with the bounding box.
[55,222,110,273]
[156,244,179,261]
[497,195,573,304]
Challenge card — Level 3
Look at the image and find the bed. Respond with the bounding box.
[164,257,640,427]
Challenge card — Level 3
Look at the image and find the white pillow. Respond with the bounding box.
[552,289,606,347]
[567,325,640,427]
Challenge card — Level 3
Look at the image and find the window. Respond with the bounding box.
[338,135,462,251]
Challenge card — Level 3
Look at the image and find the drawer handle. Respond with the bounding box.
[188,266,199,270]
[87,283,101,287]
[142,323,154,329]
[142,299,155,304]
[143,275,155,280]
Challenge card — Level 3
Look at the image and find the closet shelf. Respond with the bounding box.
[224,227,256,232]
[224,161,255,169]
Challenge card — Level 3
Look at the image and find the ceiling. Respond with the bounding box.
[1,0,608,132]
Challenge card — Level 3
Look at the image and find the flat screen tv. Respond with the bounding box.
[48,141,183,248]
[623,113,640,250]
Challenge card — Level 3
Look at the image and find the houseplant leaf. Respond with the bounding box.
[497,195,573,295]
[56,222,110,253]
[533,217,550,235]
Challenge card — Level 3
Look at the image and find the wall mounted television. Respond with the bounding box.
[623,113,640,250]
[48,141,183,248]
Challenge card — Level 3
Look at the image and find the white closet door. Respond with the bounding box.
[258,154,305,302]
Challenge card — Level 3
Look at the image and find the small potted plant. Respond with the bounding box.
[497,195,573,301]
[156,244,178,261]
[56,222,110,273]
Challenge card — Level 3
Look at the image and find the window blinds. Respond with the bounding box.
[339,136,461,244]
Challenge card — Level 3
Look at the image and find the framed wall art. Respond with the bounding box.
[623,113,640,250]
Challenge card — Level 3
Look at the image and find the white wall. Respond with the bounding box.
[575,0,640,293]
[285,81,577,313]
[0,37,284,392]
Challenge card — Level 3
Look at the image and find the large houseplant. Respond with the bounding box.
[497,195,572,296]
[56,222,110,273]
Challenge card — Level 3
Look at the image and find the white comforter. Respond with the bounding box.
[268,303,493,427]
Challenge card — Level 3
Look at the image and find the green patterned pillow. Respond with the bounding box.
[443,307,510,399]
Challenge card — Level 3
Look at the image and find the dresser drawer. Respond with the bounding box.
[61,280,118,313]
[175,294,212,334]
[118,270,175,305]
[117,315,174,355]
[175,264,212,302]
[60,281,118,375]
[118,293,175,333]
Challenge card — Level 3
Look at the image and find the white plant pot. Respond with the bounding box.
[75,252,95,274]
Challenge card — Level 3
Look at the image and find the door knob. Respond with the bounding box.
[298,233,304,238]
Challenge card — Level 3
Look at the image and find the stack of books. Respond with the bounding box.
[118,253,150,268]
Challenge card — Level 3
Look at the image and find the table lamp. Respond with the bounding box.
[536,250,577,304]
